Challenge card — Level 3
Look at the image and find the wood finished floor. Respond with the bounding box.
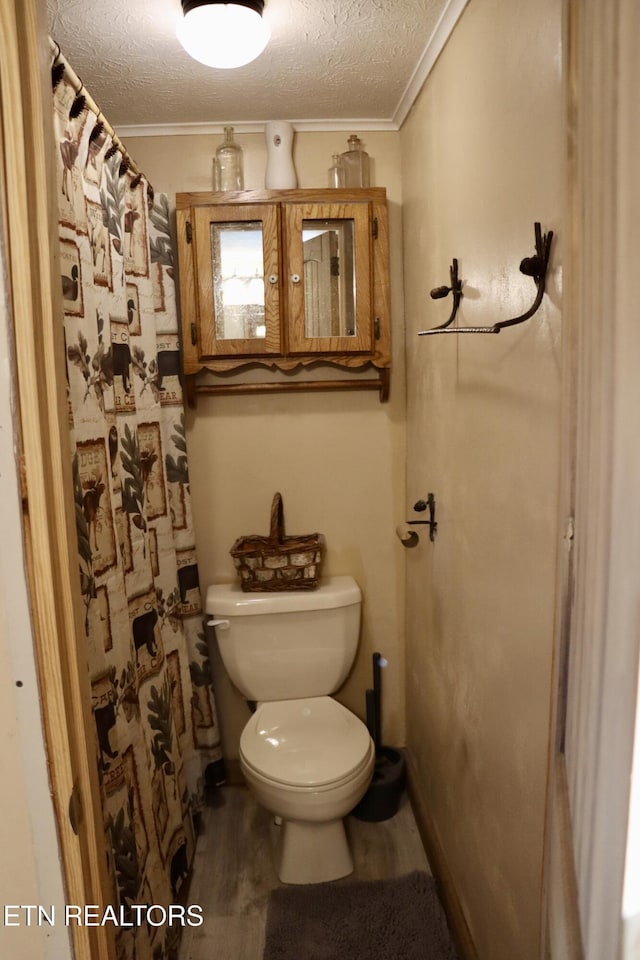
[180,783,431,960]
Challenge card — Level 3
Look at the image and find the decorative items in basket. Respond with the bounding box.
[230,492,325,592]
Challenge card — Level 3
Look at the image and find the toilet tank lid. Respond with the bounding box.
[206,575,361,616]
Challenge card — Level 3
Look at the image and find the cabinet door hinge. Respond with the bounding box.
[374,317,381,340]
[185,220,192,244]
[371,217,378,240]
[190,322,197,345]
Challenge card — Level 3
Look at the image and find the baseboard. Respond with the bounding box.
[405,747,478,960]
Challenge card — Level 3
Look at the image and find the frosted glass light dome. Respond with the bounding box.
[177,1,270,70]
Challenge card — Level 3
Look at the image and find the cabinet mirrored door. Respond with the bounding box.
[302,219,355,338]
[285,203,372,354]
[192,204,281,358]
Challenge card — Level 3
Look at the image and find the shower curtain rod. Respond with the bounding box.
[49,36,141,177]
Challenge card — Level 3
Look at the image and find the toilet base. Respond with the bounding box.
[274,817,353,884]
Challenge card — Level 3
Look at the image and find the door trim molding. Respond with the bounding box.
[1,3,113,957]
[542,1,640,956]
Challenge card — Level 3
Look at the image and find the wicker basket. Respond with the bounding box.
[230,492,325,592]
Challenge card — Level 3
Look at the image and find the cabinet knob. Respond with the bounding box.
[291,274,301,284]
[268,274,278,284]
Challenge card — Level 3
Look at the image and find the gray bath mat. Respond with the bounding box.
[263,870,458,960]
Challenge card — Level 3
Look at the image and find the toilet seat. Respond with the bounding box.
[240,696,373,789]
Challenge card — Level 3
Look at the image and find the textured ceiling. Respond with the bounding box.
[46,0,453,130]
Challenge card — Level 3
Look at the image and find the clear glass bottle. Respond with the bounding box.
[328,154,344,188]
[340,134,370,188]
[215,126,244,191]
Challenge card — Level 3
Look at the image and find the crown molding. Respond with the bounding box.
[117,0,470,140]
[393,0,470,128]
[117,118,399,137]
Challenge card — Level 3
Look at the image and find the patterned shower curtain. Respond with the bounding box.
[53,68,223,960]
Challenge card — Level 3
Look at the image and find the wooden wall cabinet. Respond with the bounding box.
[175,189,391,403]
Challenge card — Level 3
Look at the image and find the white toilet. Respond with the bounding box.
[206,575,375,884]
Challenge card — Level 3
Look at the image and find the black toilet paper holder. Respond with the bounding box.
[407,493,437,542]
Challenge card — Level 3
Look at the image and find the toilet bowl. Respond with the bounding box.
[240,696,375,883]
[206,576,375,884]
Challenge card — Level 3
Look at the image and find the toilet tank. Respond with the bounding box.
[206,576,361,701]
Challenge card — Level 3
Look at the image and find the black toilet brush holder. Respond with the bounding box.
[353,744,405,822]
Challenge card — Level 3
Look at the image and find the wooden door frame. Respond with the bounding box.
[542,1,640,957]
[1,3,113,957]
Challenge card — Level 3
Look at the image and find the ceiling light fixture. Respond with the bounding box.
[177,0,270,70]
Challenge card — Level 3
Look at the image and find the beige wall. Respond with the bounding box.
[128,131,407,757]
[400,0,564,958]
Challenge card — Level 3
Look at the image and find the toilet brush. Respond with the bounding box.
[364,652,385,755]
[373,652,382,741]
[365,687,377,750]
[354,651,405,821]
[372,651,385,753]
